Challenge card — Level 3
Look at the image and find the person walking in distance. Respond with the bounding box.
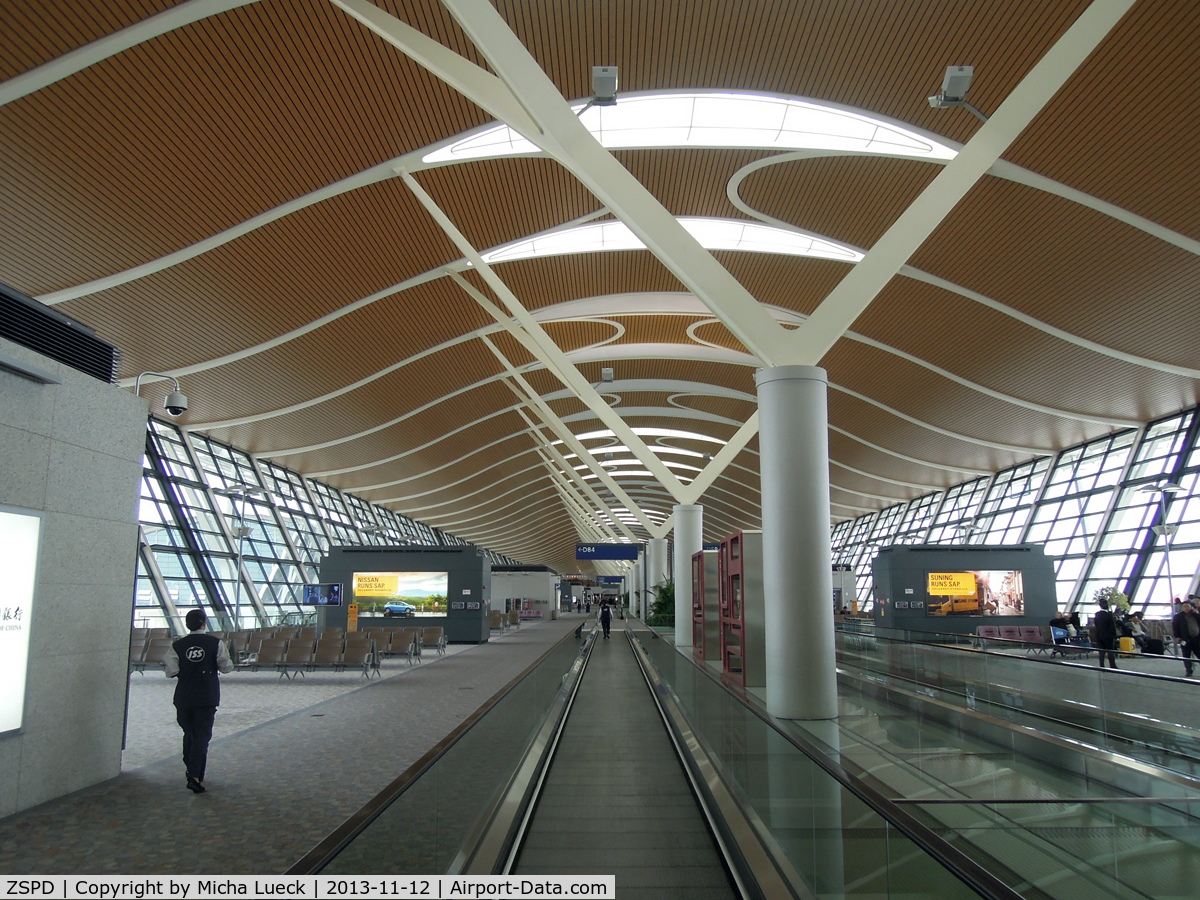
[599,602,612,639]
[1093,598,1120,669]
[165,609,233,793]
[1172,598,1200,677]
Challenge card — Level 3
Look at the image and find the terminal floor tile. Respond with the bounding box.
[0,618,579,875]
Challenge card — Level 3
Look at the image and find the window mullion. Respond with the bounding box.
[137,525,182,635]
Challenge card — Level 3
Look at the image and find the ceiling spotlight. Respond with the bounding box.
[134,371,189,417]
[927,65,988,122]
[702,452,712,462]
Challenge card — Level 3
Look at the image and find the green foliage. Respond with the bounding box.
[646,580,675,626]
[1092,585,1130,613]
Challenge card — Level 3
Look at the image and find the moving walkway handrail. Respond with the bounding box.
[641,628,1026,900]
[287,627,589,875]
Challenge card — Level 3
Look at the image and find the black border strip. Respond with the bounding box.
[285,627,582,875]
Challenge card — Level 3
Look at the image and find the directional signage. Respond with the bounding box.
[597,576,625,584]
[576,543,639,560]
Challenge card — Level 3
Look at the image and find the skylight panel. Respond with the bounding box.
[423,91,957,164]
[481,217,862,264]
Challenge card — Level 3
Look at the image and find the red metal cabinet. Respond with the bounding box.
[692,549,720,659]
[719,530,765,687]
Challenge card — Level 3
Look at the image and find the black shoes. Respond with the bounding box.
[186,777,206,793]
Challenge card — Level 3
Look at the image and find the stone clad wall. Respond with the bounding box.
[0,336,146,816]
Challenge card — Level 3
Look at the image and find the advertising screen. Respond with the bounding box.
[302,583,343,606]
[353,572,448,616]
[927,570,1024,617]
[0,510,41,734]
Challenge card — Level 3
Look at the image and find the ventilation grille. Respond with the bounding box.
[0,283,119,383]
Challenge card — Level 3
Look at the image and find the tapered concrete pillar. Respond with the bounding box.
[673,505,703,646]
[755,365,838,720]
[646,538,669,618]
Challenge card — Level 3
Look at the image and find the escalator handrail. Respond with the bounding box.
[648,632,1026,900]
[286,626,587,875]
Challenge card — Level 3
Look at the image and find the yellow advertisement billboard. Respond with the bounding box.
[927,572,977,596]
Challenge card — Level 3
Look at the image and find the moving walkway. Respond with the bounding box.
[288,619,1200,900]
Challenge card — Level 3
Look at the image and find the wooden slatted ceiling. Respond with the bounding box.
[133,277,494,427]
[55,185,467,379]
[611,149,772,220]
[827,429,964,490]
[413,159,601,253]
[356,435,543,498]
[366,453,547,509]
[854,278,1200,424]
[0,0,488,293]
[828,390,1024,474]
[199,337,508,451]
[821,340,1105,452]
[384,468,557,521]
[495,0,1090,146]
[738,157,943,251]
[911,178,1200,368]
[1004,0,1200,243]
[271,404,530,479]
[0,0,177,80]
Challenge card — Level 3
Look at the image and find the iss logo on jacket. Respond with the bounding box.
[185,646,206,662]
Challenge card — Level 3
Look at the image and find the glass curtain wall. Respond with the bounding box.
[134,419,517,632]
[832,406,1200,618]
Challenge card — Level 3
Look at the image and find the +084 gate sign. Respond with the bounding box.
[575,543,640,560]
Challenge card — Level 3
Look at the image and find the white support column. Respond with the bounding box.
[756,366,838,720]
[631,551,643,618]
[673,505,703,647]
[646,538,670,620]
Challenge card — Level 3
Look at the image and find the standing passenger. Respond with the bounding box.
[600,603,612,639]
[165,609,233,793]
[1093,599,1119,669]
[1172,599,1200,677]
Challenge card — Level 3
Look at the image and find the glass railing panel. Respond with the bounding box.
[904,800,1200,900]
[322,636,585,874]
[836,626,1200,774]
[632,629,980,899]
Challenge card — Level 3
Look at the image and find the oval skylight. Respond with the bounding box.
[481,217,862,264]
[423,91,957,164]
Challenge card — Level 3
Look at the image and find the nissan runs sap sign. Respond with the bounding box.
[0,509,40,734]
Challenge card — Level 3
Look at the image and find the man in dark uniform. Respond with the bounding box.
[599,602,612,639]
[1093,599,1119,669]
[1172,599,1200,677]
[165,609,233,793]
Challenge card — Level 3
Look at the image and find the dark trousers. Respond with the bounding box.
[602,619,611,638]
[176,704,217,781]
[1183,640,1200,675]
[1097,638,1118,668]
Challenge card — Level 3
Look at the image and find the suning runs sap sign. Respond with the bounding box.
[0,509,41,735]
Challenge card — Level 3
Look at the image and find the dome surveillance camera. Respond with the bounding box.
[163,390,189,416]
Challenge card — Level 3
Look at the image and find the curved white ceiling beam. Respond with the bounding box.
[830,424,991,476]
[415,475,559,525]
[727,158,1200,380]
[0,0,264,108]
[381,445,544,502]
[353,429,544,492]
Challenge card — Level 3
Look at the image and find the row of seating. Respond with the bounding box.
[130,626,446,673]
[247,636,381,680]
[490,611,522,632]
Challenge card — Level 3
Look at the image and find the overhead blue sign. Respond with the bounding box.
[597,576,625,584]
[703,543,720,551]
[576,543,639,560]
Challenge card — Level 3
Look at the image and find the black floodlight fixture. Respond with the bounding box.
[134,371,189,416]
[927,65,989,122]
